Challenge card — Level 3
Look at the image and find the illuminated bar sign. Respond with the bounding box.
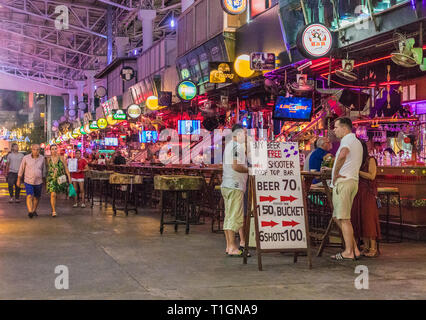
[113,109,127,120]
[177,80,197,101]
[209,62,235,83]
[297,23,333,59]
[250,52,276,71]
[89,121,99,130]
[101,96,119,118]
[97,118,108,129]
[127,104,142,119]
[221,0,247,15]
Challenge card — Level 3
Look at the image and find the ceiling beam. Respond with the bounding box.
[0,1,107,38]
[0,21,102,58]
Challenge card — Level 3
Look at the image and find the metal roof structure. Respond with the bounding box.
[0,0,180,92]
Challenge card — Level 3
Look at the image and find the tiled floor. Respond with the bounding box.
[0,195,425,300]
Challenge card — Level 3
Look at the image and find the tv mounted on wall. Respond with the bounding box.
[272,96,313,122]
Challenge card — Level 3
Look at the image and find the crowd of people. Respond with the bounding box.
[220,118,381,260]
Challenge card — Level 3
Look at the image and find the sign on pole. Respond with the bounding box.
[244,140,312,270]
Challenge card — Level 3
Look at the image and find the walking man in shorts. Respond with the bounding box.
[330,117,363,261]
[221,124,248,257]
[17,144,46,218]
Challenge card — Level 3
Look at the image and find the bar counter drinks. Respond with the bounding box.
[376,165,426,225]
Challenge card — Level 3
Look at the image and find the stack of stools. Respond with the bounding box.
[87,170,114,208]
[378,187,403,242]
[109,173,143,216]
[154,175,204,234]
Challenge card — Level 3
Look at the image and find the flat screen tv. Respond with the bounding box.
[178,120,201,135]
[272,96,313,122]
[104,137,118,146]
[139,131,159,143]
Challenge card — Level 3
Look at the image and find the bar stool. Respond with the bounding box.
[109,173,143,216]
[154,175,204,234]
[89,170,113,208]
[378,187,403,243]
[211,185,225,233]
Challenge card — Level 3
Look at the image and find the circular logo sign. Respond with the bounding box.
[127,104,142,119]
[177,80,197,101]
[297,23,333,59]
[80,126,87,135]
[78,101,87,111]
[120,67,135,81]
[221,0,247,15]
[94,86,107,98]
[97,118,108,129]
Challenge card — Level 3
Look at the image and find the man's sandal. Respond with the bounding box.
[330,252,355,261]
[239,246,251,257]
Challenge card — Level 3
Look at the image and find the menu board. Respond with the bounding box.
[249,140,307,250]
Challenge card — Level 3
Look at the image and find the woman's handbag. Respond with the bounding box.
[56,158,68,185]
[57,175,67,185]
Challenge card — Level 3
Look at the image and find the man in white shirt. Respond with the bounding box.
[330,117,363,261]
[221,124,248,257]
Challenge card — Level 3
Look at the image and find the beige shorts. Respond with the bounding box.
[221,187,244,233]
[332,179,358,220]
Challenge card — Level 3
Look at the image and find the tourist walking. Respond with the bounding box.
[351,141,381,258]
[46,144,71,217]
[70,149,88,208]
[330,117,363,261]
[17,144,46,218]
[5,143,24,203]
[221,124,249,257]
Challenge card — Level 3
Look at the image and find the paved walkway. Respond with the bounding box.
[0,193,425,300]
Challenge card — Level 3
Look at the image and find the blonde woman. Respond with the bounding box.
[46,145,71,217]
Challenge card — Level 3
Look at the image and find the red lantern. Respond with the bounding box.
[404,137,411,144]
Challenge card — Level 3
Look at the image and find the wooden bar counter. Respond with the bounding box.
[376,166,426,225]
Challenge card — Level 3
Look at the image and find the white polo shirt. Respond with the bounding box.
[331,133,363,187]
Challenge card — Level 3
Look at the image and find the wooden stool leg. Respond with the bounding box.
[398,194,403,242]
[386,194,390,242]
[113,185,117,216]
[317,218,334,257]
[90,180,94,208]
[160,191,164,234]
[174,192,178,232]
[125,185,129,216]
[185,194,190,234]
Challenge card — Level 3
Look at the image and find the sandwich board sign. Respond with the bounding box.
[244,140,312,270]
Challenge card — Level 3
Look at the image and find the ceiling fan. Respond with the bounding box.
[335,59,358,81]
[391,32,425,69]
